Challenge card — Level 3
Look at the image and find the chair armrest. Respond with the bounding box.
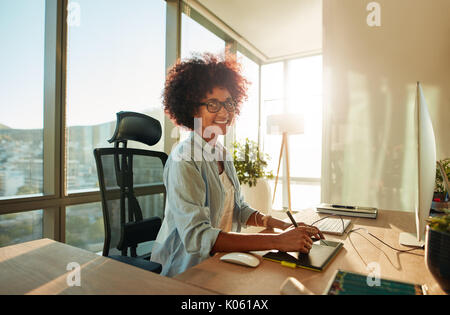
[118,217,162,249]
[109,255,162,274]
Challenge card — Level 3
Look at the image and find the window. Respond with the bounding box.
[0,1,46,247]
[0,210,43,248]
[176,8,226,143]
[286,56,322,180]
[181,9,225,59]
[65,203,103,252]
[261,55,323,210]
[234,52,260,144]
[66,0,166,193]
[0,0,46,199]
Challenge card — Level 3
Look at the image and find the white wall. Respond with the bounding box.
[322,0,450,211]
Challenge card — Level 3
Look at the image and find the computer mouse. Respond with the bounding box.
[220,252,260,268]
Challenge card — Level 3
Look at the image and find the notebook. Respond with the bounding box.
[262,239,343,272]
[325,270,427,295]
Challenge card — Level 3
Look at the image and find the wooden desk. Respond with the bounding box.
[0,238,215,295]
[175,209,446,295]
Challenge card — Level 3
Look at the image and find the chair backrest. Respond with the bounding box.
[108,111,162,147]
[94,112,168,257]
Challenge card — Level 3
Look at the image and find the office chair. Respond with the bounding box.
[94,111,168,273]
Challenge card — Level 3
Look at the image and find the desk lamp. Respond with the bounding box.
[266,114,304,213]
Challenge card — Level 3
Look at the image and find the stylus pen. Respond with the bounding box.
[286,210,321,242]
[286,210,298,227]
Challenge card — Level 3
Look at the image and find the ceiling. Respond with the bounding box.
[195,0,322,62]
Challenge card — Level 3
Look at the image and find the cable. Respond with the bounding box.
[310,214,423,254]
[346,227,423,253]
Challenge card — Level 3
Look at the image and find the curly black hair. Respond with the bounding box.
[163,53,249,130]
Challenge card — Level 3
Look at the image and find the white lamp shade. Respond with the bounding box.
[266,114,304,135]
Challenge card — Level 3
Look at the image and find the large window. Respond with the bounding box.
[64,0,167,250]
[0,210,43,247]
[234,51,260,144]
[0,0,46,247]
[0,0,45,199]
[181,8,225,59]
[177,7,226,142]
[66,0,166,193]
[262,55,323,210]
[65,202,103,252]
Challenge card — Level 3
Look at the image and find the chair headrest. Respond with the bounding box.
[108,111,162,147]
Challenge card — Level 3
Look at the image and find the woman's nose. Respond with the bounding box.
[217,104,229,115]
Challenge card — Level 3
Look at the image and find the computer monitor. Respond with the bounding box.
[399,82,436,247]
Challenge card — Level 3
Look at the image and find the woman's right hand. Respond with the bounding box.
[275,226,320,253]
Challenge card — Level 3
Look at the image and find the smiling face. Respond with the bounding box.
[194,86,236,142]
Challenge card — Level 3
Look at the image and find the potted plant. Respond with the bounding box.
[232,138,273,215]
[433,158,449,211]
[425,211,450,294]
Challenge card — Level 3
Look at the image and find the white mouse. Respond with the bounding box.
[220,252,260,267]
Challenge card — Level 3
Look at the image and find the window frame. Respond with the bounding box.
[261,53,323,209]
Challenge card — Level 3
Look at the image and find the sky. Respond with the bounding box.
[0,0,282,131]
[0,0,45,129]
[0,0,259,130]
[0,0,167,129]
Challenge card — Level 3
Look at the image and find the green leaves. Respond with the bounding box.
[232,138,273,187]
[435,158,450,194]
[427,211,450,234]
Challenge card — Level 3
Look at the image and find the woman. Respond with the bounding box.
[151,53,323,277]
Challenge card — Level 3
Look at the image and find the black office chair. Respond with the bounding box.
[94,111,168,273]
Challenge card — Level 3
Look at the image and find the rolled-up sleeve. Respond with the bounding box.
[165,159,221,257]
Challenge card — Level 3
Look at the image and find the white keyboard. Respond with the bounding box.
[314,217,351,235]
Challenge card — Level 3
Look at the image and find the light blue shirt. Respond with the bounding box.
[151,132,256,277]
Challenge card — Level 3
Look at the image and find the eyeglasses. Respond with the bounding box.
[199,98,236,113]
